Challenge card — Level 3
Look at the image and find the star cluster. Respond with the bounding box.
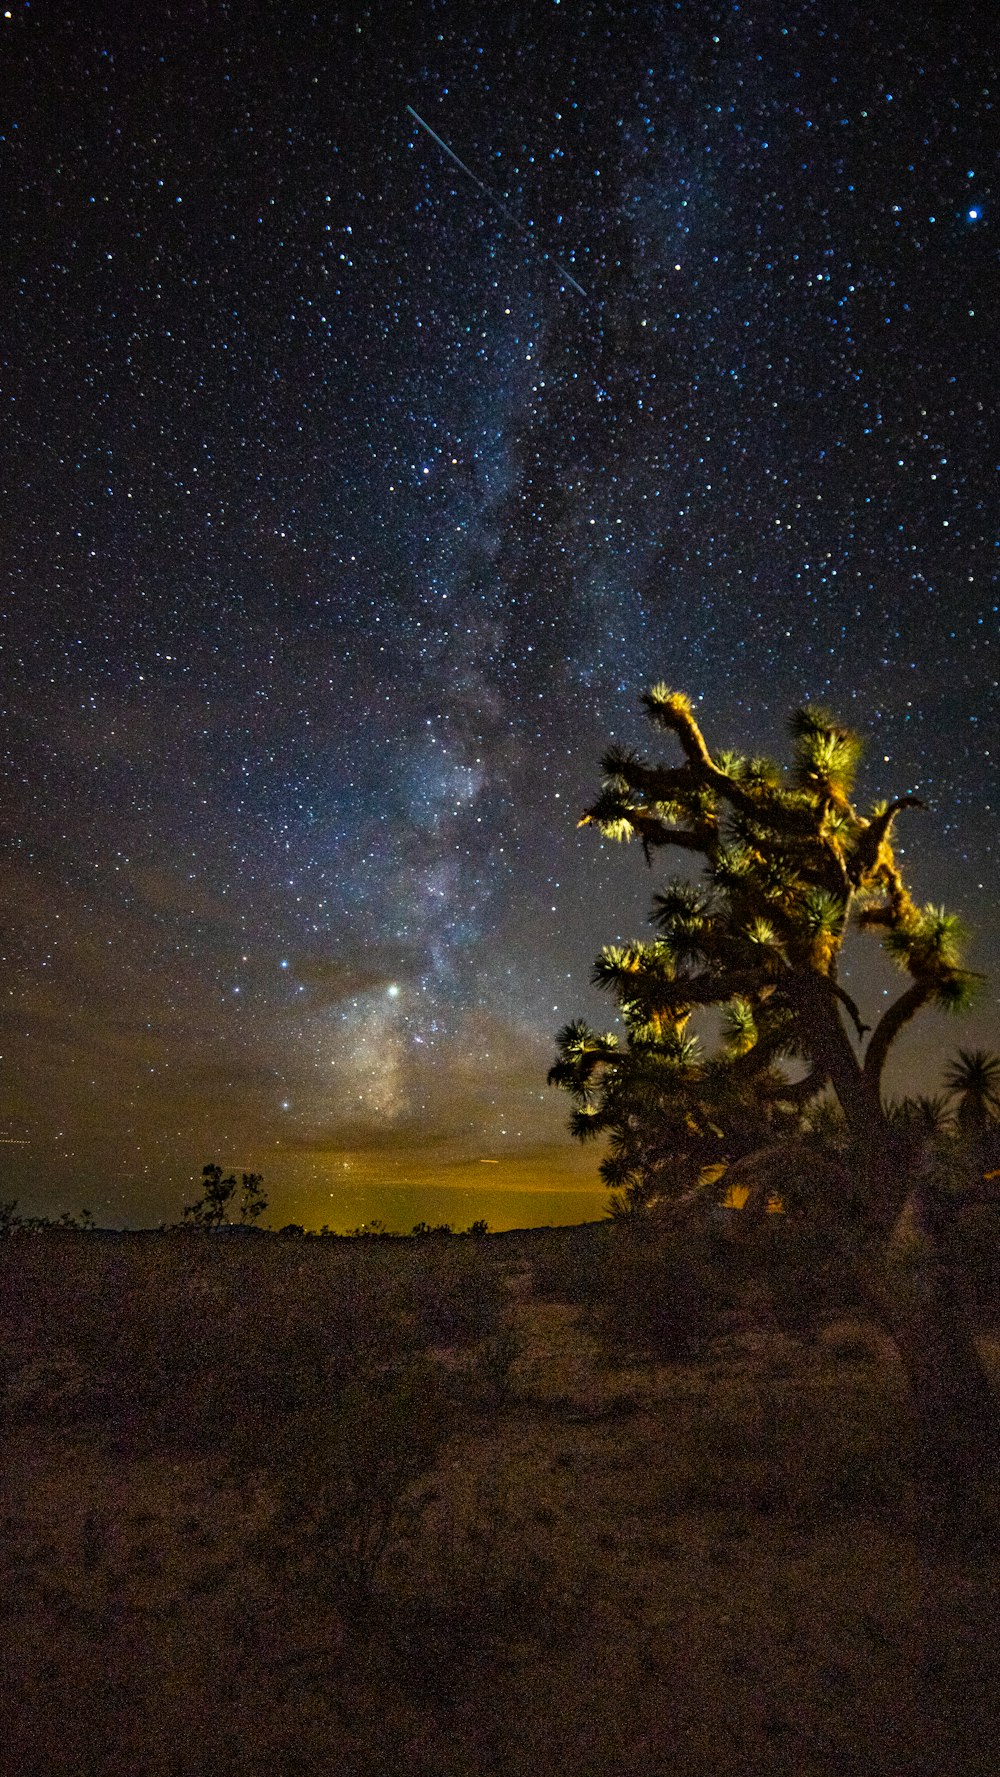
[1,1,996,1226]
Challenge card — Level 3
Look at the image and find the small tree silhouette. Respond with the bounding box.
[238,1172,268,1224]
[183,1163,237,1228]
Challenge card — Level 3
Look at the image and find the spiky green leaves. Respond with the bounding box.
[722,998,758,1056]
[589,814,638,845]
[650,881,717,965]
[590,941,701,1030]
[547,1021,619,1102]
[796,888,848,971]
[557,685,981,1207]
[712,844,756,889]
[882,903,967,980]
[642,684,694,724]
[591,944,645,988]
[651,882,715,926]
[742,916,782,953]
[888,1094,955,1137]
[581,767,717,851]
[742,756,783,791]
[551,1018,617,1059]
[600,746,647,794]
[569,1107,605,1141]
[800,888,848,936]
[788,706,863,800]
[930,973,979,1015]
[943,1048,1000,1124]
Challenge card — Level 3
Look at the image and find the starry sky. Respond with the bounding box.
[2,1,996,1229]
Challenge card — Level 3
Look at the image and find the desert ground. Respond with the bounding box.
[2,1222,999,1776]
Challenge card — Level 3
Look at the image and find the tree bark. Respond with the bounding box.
[856,1207,1000,1530]
[892,1280,998,1528]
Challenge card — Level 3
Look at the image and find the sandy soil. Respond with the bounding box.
[2,1257,999,1776]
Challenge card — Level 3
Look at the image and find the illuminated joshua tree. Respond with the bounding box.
[553,686,996,1503]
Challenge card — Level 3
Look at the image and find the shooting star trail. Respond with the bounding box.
[406,105,588,299]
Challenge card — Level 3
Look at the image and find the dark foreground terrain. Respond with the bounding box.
[2,1222,999,1776]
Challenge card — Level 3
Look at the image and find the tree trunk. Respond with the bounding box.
[891,1254,999,1528]
[818,1062,1000,1525]
[857,1209,1000,1531]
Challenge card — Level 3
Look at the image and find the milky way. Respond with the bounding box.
[2,3,996,1227]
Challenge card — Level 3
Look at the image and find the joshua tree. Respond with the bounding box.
[550,997,811,1216]
[944,1049,1000,1137]
[887,1094,955,1141]
[554,686,996,1508]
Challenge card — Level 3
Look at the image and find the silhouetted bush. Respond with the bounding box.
[255,1358,456,1602]
[527,1224,612,1305]
[747,1219,866,1337]
[0,1228,518,1462]
[648,1364,914,1525]
[952,1204,1000,1312]
[402,1240,509,1346]
[593,1228,734,1359]
[527,1213,875,1357]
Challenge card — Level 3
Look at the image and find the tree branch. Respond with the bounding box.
[636,692,777,823]
[781,973,876,1146]
[578,804,712,855]
[640,689,716,768]
[854,904,895,930]
[722,1139,855,1220]
[628,815,711,853]
[862,980,934,1090]
[603,756,704,805]
[851,796,925,882]
[826,980,870,1042]
[612,966,773,1009]
[773,1065,829,1105]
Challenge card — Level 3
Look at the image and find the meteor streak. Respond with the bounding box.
[406,105,588,299]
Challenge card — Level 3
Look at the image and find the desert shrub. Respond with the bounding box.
[117,1242,427,1449]
[751,1220,866,1336]
[257,1358,456,1602]
[0,1233,130,1422]
[0,1231,518,1451]
[524,1221,737,1358]
[387,1553,574,1710]
[951,1205,1000,1314]
[600,1236,728,1358]
[527,1224,613,1305]
[436,1325,520,1415]
[385,1465,590,1711]
[472,1325,520,1408]
[579,1224,734,1360]
[0,1233,423,1446]
[653,1369,913,1524]
[401,1239,509,1346]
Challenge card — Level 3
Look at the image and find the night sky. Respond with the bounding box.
[2,1,996,1229]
